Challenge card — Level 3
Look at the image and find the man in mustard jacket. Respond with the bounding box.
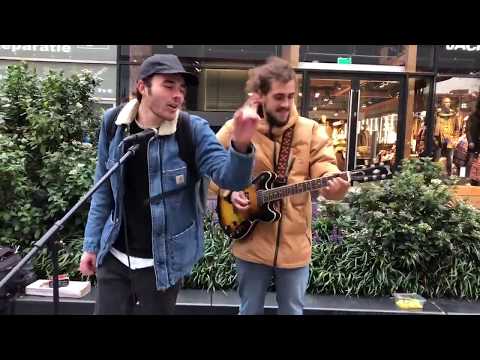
[212,57,350,315]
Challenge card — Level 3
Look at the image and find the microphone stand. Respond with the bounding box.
[0,143,140,314]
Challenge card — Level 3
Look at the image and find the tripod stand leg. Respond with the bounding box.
[48,239,60,315]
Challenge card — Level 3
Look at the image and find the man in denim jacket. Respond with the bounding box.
[79,54,257,314]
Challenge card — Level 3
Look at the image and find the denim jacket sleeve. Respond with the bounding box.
[82,111,114,253]
[192,116,255,191]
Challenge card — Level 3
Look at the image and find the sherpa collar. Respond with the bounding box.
[115,99,179,136]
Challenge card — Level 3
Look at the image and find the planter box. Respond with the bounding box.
[11,288,480,315]
[452,185,480,209]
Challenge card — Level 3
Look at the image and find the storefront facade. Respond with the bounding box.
[118,45,409,169]
[116,45,478,174]
[3,45,477,176]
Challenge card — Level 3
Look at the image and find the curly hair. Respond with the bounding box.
[245,56,296,95]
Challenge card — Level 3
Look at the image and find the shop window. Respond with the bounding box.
[407,77,433,159]
[307,77,352,171]
[295,73,303,113]
[0,60,117,104]
[434,77,480,178]
[358,80,401,166]
[199,69,248,111]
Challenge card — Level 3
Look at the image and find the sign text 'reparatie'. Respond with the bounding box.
[1,45,72,53]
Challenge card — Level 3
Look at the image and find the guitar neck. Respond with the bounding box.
[259,172,350,204]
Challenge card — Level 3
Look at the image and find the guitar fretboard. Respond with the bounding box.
[258,172,350,205]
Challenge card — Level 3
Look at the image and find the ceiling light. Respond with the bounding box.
[314,92,320,98]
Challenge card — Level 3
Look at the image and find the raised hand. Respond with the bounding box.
[231,94,261,153]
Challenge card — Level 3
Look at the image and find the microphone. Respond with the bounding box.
[120,128,157,146]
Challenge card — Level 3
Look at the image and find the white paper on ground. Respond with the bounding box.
[25,280,91,298]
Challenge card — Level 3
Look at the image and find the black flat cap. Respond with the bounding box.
[138,54,198,86]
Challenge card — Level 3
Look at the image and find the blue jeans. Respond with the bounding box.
[235,258,309,315]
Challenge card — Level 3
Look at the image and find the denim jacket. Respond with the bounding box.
[83,100,254,289]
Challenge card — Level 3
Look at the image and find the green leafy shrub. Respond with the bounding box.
[309,158,480,299]
[0,63,101,279]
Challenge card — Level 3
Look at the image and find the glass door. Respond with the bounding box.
[306,77,352,171]
[355,79,401,169]
[305,73,404,171]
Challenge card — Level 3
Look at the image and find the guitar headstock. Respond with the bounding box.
[350,164,392,183]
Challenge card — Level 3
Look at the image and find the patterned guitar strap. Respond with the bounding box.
[274,125,295,187]
[271,125,295,266]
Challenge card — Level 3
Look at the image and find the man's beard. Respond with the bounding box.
[265,110,290,127]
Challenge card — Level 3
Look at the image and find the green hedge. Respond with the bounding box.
[0,63,100,280]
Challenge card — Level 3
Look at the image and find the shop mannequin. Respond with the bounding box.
[358,123,370,148]
[415,120,427,155]
[332,122,347,171]
[453,120,468,176]
[433,97,461,176]
[467,99,480,185]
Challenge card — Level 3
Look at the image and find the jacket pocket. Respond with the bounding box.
[169,221,197,271]
[162,166,188,207]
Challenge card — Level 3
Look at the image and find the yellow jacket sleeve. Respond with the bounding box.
[309,121,341,178]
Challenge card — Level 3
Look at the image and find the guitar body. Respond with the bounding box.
[217,171,280,240]
[217,165,390,241]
